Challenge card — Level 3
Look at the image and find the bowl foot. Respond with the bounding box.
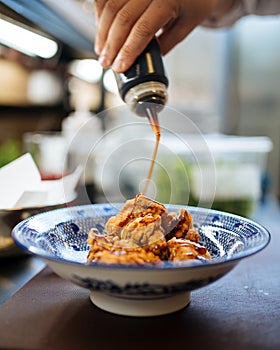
[90,291,191,317]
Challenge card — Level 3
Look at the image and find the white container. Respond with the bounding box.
[155,134,273,217]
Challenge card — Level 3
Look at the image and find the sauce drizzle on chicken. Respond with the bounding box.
[87,194,211,265]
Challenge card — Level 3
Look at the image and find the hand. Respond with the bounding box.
[94,0,235,72]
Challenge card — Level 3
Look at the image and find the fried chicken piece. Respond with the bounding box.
[89,248,162,265]
[121,214,162,245]
[104,193,168,246]
[128,193,167,218]
[105,194,167,236]
[105,213,130,237]
[164,208,200,243]
[87,194,209,265]
[121,214,168,258]
[167,237,211,261]
[87,228,161,265]
[87,229,113,262]
[124,193,166,215]
[88,213,168,263]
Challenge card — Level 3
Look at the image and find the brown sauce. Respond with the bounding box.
[143,108,161,195]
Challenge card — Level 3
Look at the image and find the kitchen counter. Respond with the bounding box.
[0,197,279,350]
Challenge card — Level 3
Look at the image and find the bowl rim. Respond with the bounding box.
[11,203,271,271]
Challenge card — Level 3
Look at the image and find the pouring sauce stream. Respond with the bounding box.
[143,107,161,195]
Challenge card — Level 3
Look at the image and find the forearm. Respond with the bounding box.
[204,0,280,28]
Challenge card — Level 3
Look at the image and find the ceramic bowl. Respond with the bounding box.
[12,203,270,316]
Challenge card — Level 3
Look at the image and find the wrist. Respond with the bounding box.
[211,0,239,19]
[204,0,243,28]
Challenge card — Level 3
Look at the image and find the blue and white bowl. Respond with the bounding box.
[12,203,270,317]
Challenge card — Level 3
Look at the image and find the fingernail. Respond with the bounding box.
[98,54,110,68]
[112,56,126,72]
[95,44,101,56]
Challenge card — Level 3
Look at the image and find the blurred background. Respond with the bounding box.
[0,0,279,217]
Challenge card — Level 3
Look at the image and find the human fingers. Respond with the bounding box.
[98,0,152,69]
[111,0,178,72]
[94,0,106,19]
[157,18,196,56]
[94,0,129,56]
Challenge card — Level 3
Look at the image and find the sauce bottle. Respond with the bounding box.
[114,38,168,194]
[114,37,168,120]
